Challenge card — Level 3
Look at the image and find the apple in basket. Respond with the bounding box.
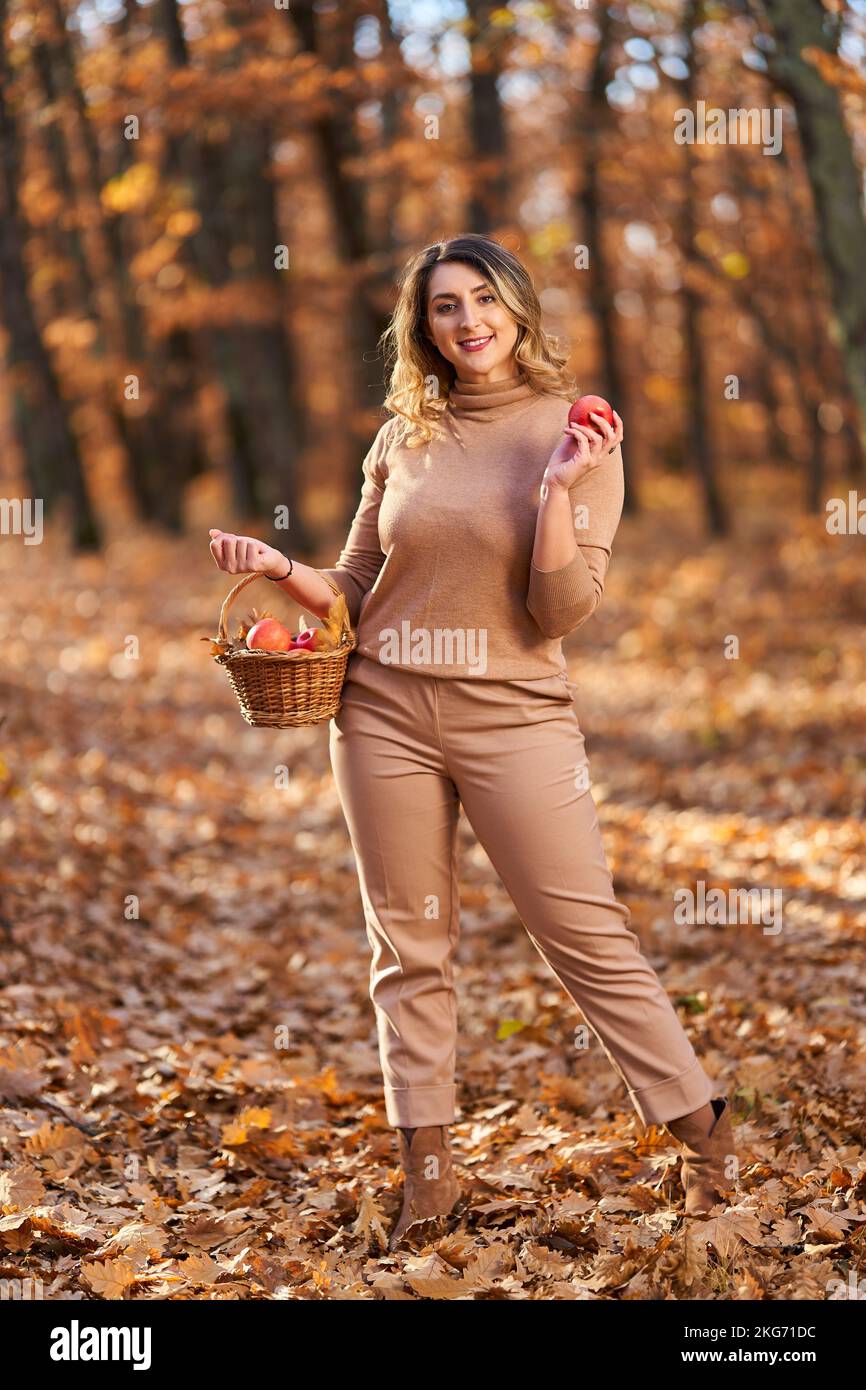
[246,617,294,652]
[290,628,325,653]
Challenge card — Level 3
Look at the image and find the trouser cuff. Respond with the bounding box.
[628,1059,714,1127]
[384,1083,457,1127]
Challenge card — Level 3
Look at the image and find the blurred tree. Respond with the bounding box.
[42,0,204,530]
[0,0,864,552]
[0,0,99,548]
[284,0,401,527]
[158,0,312,546]
[751,0,866,454]
[576,3,638,513]
[466,0,510,233]
[679,0,728,535]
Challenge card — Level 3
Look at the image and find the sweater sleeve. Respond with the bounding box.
[315,418,393,628]
[526,444,625,640]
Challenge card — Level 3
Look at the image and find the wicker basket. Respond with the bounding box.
[211,570,356,728]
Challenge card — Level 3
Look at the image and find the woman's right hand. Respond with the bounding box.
[543,411,624,493]
[208,529,288,577]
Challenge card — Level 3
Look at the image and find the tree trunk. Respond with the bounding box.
[30,37,100,319]
[752,0,866,455]
[465,1,510,234]
[159,0,312,547]
[774,134,845,512]
[50,0,202,530]
[0,0,99,548]
[576,4,638,513]
[679,0,727,535]
[284,0,395,531]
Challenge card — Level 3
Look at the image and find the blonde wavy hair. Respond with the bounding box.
[378,234,578,447]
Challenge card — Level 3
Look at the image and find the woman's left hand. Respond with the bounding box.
[542,410,624,492]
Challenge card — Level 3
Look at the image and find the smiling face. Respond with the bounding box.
[423,260,520,383]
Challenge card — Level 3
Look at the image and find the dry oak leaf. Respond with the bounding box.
[0,1166,46,1210]
[651,1227,711,1290]
[27,1208,102,1245]
[0,1213,33,1252]
[81,1257,139,1299]
[698,1208,764,1260]
[800,1206,852,1241]
[368,1272,416,1300]
[299,1189,339,1213]
[471,1197,540,1218]
[256,1130,298,1160]
[224,1178,272,1212]
[402,1248,498,1299]
[520,1242,575,1279]
[180,1252,224,1285]
[0,1065,43,1102]
[574,1242,655,1294]
[352,1192,389,1249]
[770,1216,802,1246]
[318,589,349,650]
[23,1121,87,1158]
[404,1271,478,1300]
[95,1222,169,1259]
[179,1214,246,1250]
[598,1186,659,1214]
[463,1243,513,1284]
[300,1066,357,1105]
[220,1106,272,1147]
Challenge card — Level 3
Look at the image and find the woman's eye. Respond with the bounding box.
[436,294,495,313]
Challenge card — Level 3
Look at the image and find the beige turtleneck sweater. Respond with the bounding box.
[316,371,624,679]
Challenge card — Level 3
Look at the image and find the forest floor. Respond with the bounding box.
[1,466,865,1301]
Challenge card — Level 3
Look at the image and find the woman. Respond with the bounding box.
[208,234,738,1249]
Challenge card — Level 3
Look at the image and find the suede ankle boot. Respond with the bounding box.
[388,1124,463,1250]
[664,1096,739,1216]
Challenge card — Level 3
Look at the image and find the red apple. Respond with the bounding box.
[568,394,615,437]
[246,618,293,652]
[290,628,323,653]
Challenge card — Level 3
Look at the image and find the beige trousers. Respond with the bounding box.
[329,651,714,1129]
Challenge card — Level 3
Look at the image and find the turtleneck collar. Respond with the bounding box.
[447,370,538,421]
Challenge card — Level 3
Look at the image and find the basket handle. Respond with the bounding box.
[217,569,351,643]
